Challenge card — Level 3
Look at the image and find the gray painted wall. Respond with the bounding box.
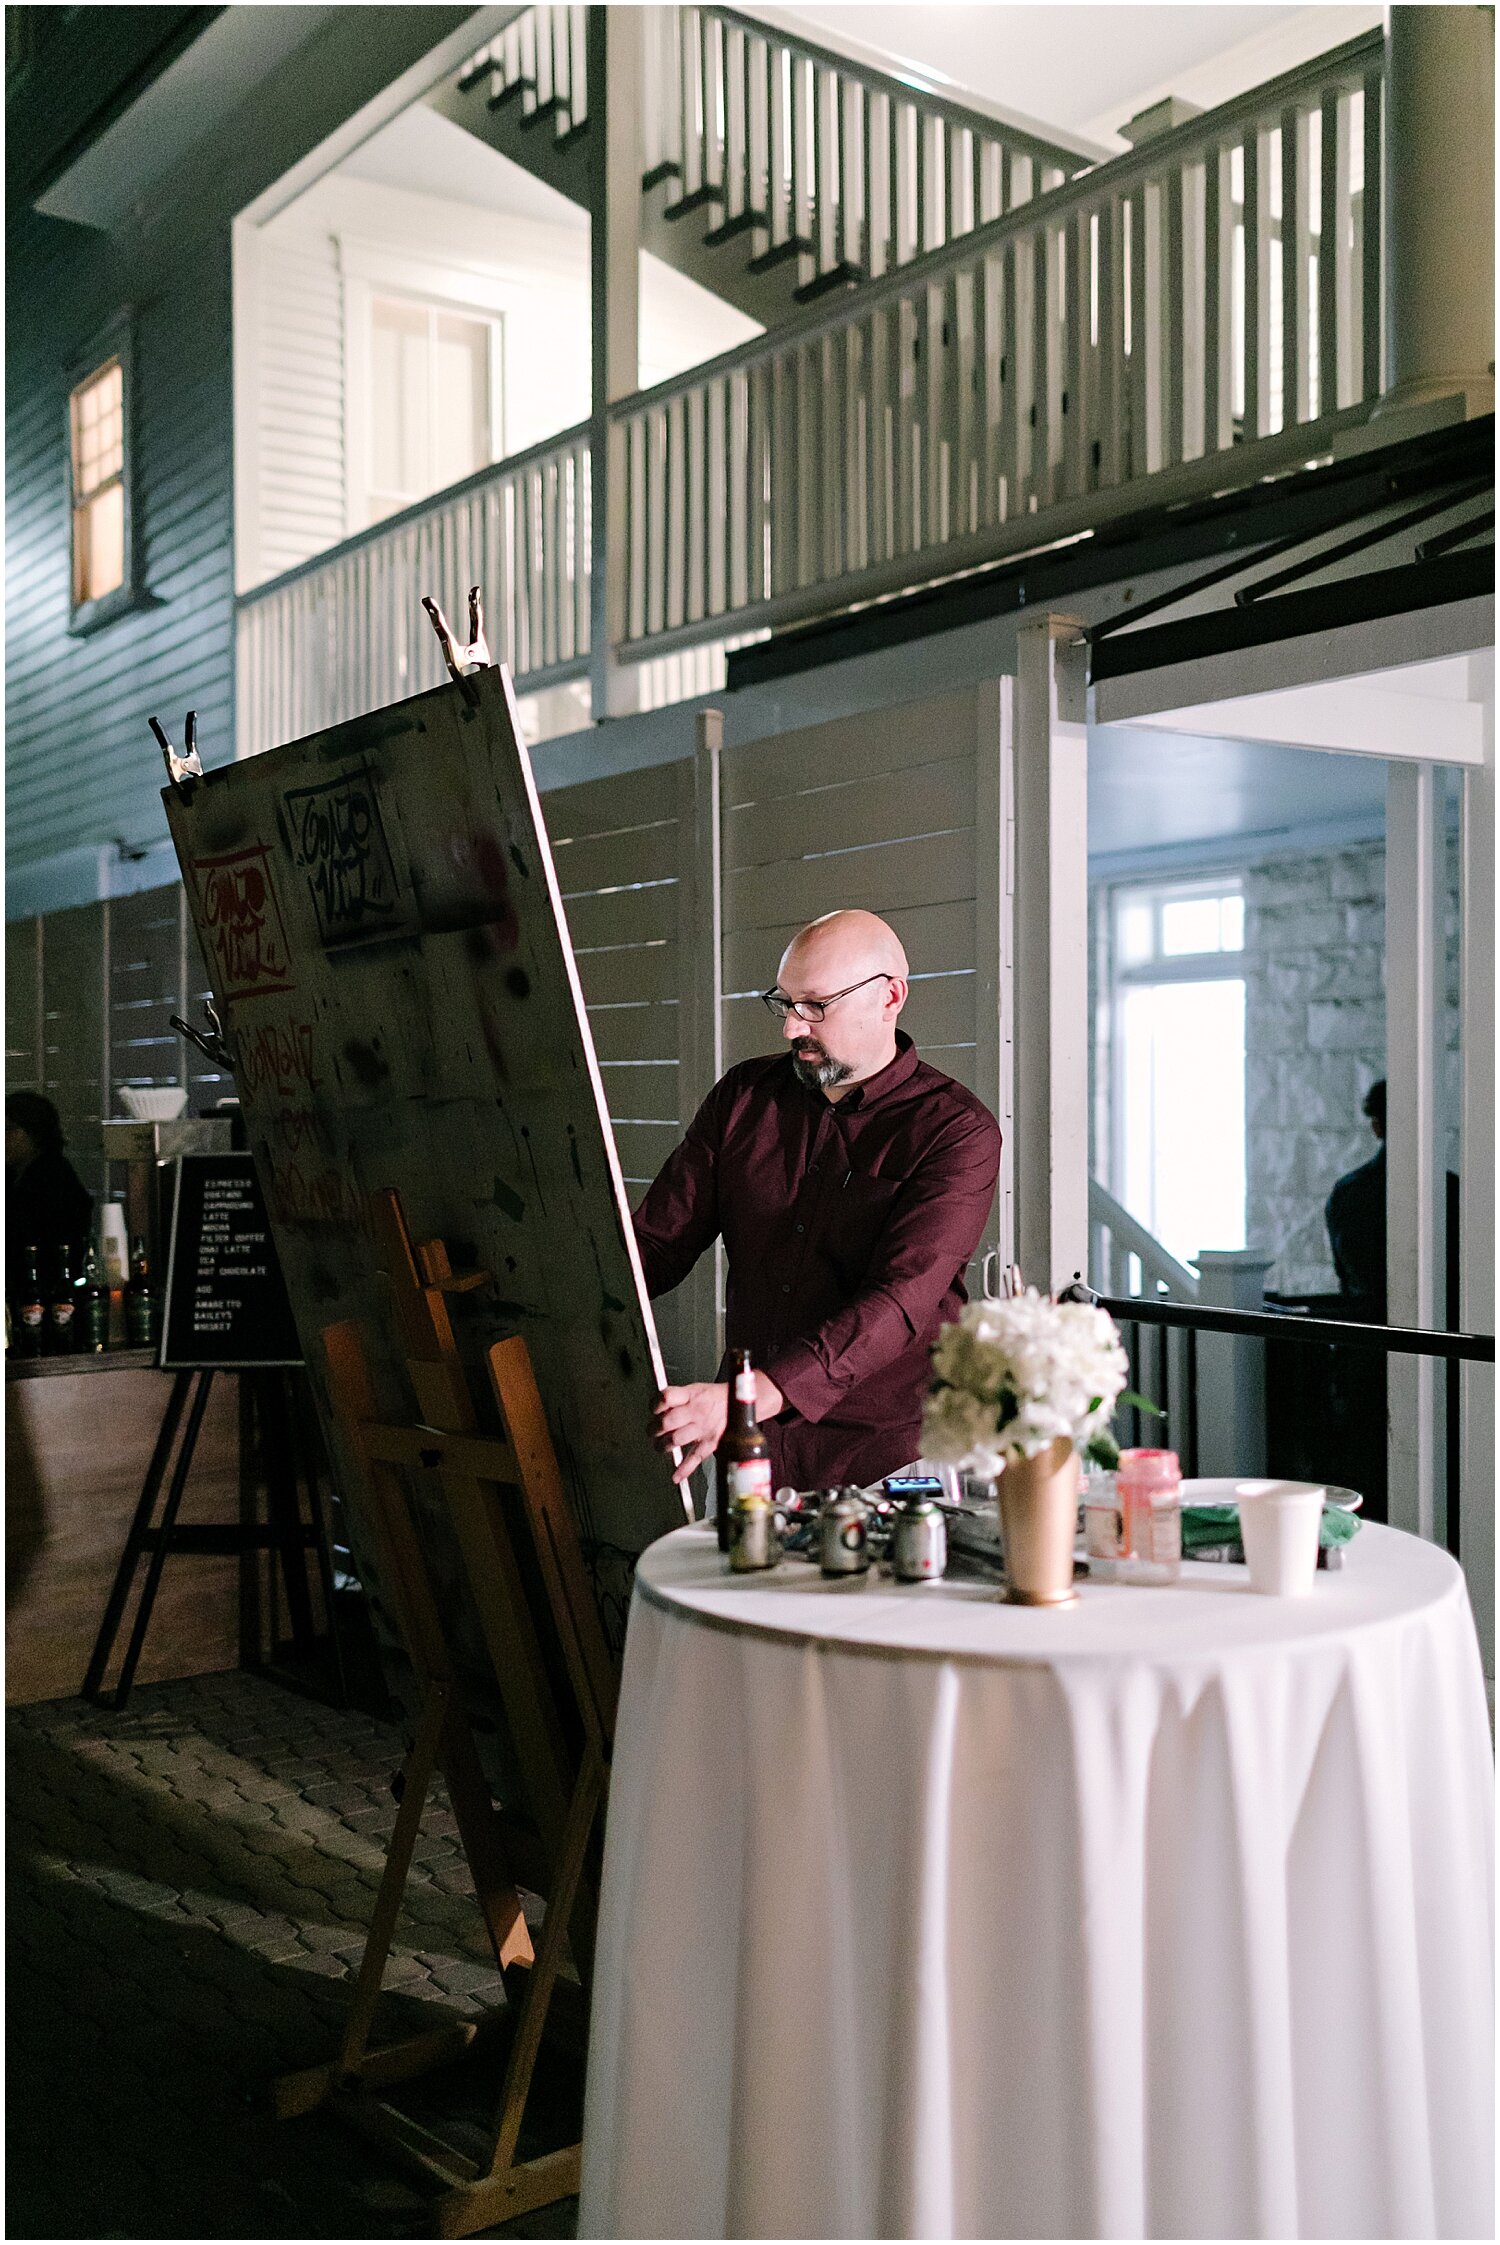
[5,210,236,872]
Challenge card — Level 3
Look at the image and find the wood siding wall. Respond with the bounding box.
[5,211,236,875]
[253,220,346,582]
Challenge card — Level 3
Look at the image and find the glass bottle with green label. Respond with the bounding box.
[125,1238,161,1351]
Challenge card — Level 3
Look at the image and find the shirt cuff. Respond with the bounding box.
[761,1340,842,1425]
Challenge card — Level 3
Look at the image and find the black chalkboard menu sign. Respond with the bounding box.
[161,1154,303,1369]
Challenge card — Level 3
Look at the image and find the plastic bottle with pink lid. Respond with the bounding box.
[1116,1448,1182,1584]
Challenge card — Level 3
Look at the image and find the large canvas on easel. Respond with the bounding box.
[162,664,688,1673]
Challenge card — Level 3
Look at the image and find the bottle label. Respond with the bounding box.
[50,1302,75,1328]
[20,1304,43,1329]
[733,1368,757,1404]
[728,1459,771,1506]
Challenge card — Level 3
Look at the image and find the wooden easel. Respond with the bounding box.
[272,1189,617,2238]
[83,1366,337,1712]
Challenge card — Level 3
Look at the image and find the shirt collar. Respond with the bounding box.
[816,1030,919,1112]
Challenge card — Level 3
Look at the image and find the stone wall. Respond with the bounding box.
[1243,835,1460,1295]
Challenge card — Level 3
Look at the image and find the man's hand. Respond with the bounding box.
[652,1373,785,1486]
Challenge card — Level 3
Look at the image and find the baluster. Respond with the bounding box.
[701,12,718,198]
[727,371,743,615]
[895,293,915,552]
[789,54,807,258]
[1202,142,1232,452]
[1163,161,1186,465]
[978,246,1001,526]
[866,300,889,563]
[995,242,1019,522]
[1029,226,1052,506]
[571,443,587,657]
[681,10,699,197]
[953,261,976,534]
[924,277,945,548]
[1243,125,1271,437]
[746,30,766,234]
[834,71,851,272]
[1063,205,1091,496]
[861,85,877,277]
[1095,194,1126,493]
[626,417,644,643]
[1319,88,1341,416]
[914,107,929,256]
[1360,70,1382,405]
[888,97,903,269]
[1282,102,1312,426]
[767,38,787,250]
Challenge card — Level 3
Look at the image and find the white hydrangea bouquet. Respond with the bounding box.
[922,1288,1132,1476]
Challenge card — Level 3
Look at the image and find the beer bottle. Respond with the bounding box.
[46,1247,79,1354]
[714,1347,771,1552]
[14,1247,45,1358]
[125,1237,160,1351]
[78,1243,109,1353]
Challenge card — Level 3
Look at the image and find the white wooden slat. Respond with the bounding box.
[544,759,679,837]
[723,687,986,804]
[725,753,975,869]
[563,883,679,950]
[725,827,976,932]
[574,943,678,1008]
[597,1059,679,1117]
[552,820,679,895]
[583,1005,678,1064]
[724,895,976,996]
[611,1119,685,1182]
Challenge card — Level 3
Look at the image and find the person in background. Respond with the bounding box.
[1325,1078,1385,1320]
[6,1092,94,1302]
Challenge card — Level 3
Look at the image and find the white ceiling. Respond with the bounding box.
[746,3,1382,148]
[342,103,587,228]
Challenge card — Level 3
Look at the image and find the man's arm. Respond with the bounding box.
[763,1113,1001,1423]
[630,1087,724,1299]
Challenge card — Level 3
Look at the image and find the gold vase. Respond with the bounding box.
[996,1437,1080,1607]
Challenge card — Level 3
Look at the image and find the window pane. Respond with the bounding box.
[1220,894,1245,951]
[1120,977,1246,1268]
[370,300,429,510]
[432,313,491,491]
[1117,899,1153,966]
[1161,896,1225,955]
[82,482,125,602]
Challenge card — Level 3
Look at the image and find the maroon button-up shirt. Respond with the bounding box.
[632,1033,1002,1489]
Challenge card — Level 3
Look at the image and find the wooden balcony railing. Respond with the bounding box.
[237,32,1387,753]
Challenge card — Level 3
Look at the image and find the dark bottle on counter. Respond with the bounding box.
[714,1347,772,1552]
[14,1247,46,1358]
[77,1244,109,1354]
[125,1237,161,1351]
[46,1248,79,1354]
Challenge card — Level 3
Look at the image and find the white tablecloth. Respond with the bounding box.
[580,1524,1493,2240]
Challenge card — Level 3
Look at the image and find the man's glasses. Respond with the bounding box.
[760,973,894,1024]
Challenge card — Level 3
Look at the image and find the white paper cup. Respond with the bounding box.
[1235,1480,1325,1596]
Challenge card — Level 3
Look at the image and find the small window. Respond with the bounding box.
[68,344,135,628]
[1107,877,1248,1269]
[366,295,498,525]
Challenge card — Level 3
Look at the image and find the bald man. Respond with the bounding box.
[632,909,1002,1493]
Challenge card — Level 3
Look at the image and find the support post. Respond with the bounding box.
[1194,1250,1275,1478]
[587,6,643,721]
[1385,762,1447,1541]
[676,711,724,1378]
[973,678,1014,1283]
[1459,653,1494,1675]
[1377,5,1495,420]
[1013,617,1089,1292]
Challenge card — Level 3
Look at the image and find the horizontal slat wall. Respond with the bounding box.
[5,214,234,873]
[545,759,694,1379]
[40,901,106,1206]
[3,884,233,1210]
[721,690,987,1097]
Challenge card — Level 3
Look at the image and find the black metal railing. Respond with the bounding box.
[1097,1293,1493,1563]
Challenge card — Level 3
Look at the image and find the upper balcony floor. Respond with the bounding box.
[223,3,1493,759]
[5,2,1494,885]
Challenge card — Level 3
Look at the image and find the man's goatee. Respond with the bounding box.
[793,1051,853,1091]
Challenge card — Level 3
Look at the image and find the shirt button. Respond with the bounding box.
[782,1283,791,1293]
[795,1223,805,1234]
